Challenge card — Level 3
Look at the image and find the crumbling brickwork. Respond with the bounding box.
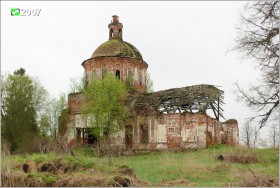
[65,15,239,150]
[68,92,84,115]
[82,57,148,93]
[121,112,239,150]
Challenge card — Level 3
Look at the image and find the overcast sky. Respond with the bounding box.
[1,1,271,139]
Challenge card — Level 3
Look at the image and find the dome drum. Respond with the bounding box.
[83,57,148,93]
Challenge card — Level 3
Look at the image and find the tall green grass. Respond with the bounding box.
[108,145,278,186]
[2,145,278,187]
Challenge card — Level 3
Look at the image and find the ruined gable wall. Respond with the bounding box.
[222,119,239,146]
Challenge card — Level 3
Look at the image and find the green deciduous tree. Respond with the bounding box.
[233,1,279,128]
[1,68,48,153]
[38,113,51,137]
[82,73,129,148]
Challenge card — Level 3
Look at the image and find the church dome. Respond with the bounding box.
[83,15,148,93]
[91,38,143,61]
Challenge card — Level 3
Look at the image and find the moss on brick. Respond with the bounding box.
[92,38,143,61]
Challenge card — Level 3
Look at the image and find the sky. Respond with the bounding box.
[1,1,272,140]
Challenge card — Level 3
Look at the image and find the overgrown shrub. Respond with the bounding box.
[221,149,259,163]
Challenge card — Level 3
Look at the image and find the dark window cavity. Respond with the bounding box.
[140,124,149,144]
[139,72,142,86]
[116,70,120,80]
[102,69,107,79]
[128,70,134,85]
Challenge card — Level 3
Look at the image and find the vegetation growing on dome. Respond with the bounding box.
[92,38,143,61]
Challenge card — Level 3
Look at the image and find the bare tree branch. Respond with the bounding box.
[232,1,279,128]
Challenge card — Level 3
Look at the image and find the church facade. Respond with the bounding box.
[66,16,239,150]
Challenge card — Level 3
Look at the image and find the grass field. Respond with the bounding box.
[109,145,279,186]
[2,144,279,187]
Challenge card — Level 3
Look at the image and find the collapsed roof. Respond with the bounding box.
[134,84,225,120]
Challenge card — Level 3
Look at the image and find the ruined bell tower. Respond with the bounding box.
[108,15,123,39]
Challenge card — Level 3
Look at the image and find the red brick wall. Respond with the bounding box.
[127,112,239,150]
[67,93,239,150]
[68,93,84,115]
[222,119,239,146]
[82,57,148,93]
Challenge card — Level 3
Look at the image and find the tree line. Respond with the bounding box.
[1,68,73,153]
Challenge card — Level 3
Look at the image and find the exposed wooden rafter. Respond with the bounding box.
[133,84,225,120]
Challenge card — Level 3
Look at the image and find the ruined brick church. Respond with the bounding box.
[67,15,239,150]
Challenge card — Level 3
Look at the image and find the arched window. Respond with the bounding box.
[102,69,107,79]
[89,70,97,83]
[125,125,133,149]
[140,125,149,144]
[109,29,113,38]
[128,70,134,85]
[116,70,120,80]
[139,72,142,86]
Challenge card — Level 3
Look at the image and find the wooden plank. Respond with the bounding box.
[210,103,219,120]
[217,99,220,120]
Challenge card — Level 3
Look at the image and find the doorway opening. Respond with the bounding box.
[125,125,133,149]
